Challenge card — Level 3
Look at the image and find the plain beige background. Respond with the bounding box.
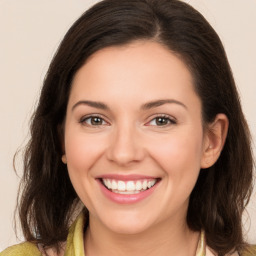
[0,0,255,251]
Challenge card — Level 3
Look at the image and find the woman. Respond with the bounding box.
[1,0,255,255]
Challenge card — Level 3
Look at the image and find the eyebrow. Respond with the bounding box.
[141,99,187,110]
[72,99,187,111]
[72,100,109,111]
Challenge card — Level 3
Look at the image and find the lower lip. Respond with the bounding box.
[97,179,160,204]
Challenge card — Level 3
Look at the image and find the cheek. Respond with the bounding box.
[66,128,101,160]
[64,129,107,209]
[64,128,106,181]
[151,132,204,212]
[149,130,203,182]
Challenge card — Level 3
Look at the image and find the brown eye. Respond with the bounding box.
[81,116,107,126]
[90,117,104,125]
[147,115,176,126]
[155,117,169,126]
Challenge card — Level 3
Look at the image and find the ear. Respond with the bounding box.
[62,154,67,164]
[201,113,229,169]
[58,124,67,164]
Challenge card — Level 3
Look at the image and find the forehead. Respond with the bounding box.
[69,40,199,110]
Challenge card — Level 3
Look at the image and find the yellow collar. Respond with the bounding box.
[65,212,207,256]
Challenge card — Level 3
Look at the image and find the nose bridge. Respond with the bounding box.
[107,120,144,166]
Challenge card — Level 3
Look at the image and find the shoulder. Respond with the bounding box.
[0,242,41,256]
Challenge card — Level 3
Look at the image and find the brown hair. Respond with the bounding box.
[17,0,254,255]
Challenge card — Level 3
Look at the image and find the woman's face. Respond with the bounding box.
[64,41,208,234]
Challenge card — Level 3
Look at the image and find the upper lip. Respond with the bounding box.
[95,174,159,181]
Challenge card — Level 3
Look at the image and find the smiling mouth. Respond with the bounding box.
[100,178,160,194]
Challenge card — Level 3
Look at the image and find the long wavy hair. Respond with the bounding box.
[17,0,254,255]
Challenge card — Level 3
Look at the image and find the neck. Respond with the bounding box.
[84,214,200,256]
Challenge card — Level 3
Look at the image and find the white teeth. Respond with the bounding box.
[142,180,148,190]
[148,180,156,188]
[126,181,135,191]
[103,179,108,187]
[135,181,142,190]
[102,178,158,194]
[117,181,126,191]
[107,179,112,189]
[112,180,117,190]
[113,190,141,194]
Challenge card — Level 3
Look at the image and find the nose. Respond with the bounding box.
[106,124,145,167]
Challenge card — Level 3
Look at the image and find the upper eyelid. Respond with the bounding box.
[79,113,177,125]
[147,113,177,122]
[144,114,177,128]
[80,114,109,124]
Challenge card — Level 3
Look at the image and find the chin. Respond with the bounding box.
[97,211,155,235]
[107,221,151,235]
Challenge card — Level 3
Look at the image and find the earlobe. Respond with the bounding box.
[201,113,229,169]
[62,154,67,164]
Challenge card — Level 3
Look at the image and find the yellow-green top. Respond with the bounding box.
[1,212,255,256]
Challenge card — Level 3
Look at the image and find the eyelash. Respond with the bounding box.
[79,114,109,127]
[79,114,177,127]
[146,114,177,127]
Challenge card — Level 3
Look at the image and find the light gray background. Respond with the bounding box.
[0,0,255,250]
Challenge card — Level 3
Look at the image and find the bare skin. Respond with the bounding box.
[62,40,229,256]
